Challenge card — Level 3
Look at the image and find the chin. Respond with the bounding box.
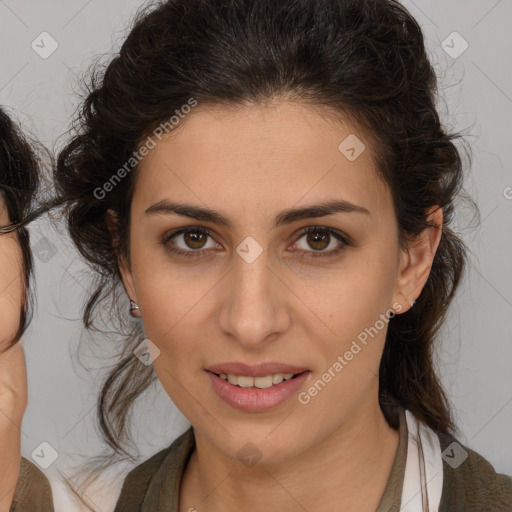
[206,422,309,466]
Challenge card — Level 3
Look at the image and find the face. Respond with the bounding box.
[118,101,440,464]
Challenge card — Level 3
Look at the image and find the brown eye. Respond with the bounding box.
[305,230,330,251]
[163,227,217,258]
[293,226,350,259]
[183,230,208,249]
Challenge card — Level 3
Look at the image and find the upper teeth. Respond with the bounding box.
[219,373,296,388]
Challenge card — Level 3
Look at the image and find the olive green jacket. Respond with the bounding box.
[113,406,512,511]
[9,457,54,511]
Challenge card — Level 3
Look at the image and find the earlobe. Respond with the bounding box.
[129,299,141,318]
[392,206,443,314]
[118,247,140,315]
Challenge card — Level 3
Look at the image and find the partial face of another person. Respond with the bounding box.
[0,193,23,351]
[118,101,439,464]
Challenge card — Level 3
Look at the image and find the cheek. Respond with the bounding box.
[298,248,397,374]
[131,255,213,363]
[136,278,202,351]
[303,247,397,326]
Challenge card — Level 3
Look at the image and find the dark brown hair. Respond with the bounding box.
[0,106,50,348]
[54,0,477,495]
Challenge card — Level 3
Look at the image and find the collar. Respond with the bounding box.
[401,409,444,511]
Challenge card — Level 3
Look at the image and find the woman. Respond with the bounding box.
[55,0,512,510]
[0,106,54,511]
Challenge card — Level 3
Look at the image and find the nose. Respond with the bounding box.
[217,245,291,349]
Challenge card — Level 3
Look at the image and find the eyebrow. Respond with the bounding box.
[145,199,371,228]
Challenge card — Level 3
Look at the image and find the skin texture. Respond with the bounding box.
[0,194,27,512]
[116,101,443,512]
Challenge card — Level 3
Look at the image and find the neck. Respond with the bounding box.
[179,395,400,512]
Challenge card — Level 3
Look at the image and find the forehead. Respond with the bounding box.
[133,101,392,223]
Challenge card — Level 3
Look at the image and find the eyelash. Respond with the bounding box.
[163,226,351,260]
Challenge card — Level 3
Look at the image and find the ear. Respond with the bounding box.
[106,208,138,303]
[0,190,11,227]
[392,206,443,314]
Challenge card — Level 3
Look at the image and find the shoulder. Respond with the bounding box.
[10,457,54,512]
[437,430,512,512]
[113,427,195,512]
[113,445,174,511]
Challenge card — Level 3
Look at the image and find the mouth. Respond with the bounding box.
[205,368,312,412]
[206,370,308,389]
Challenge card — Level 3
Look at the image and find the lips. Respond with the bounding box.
[206,369,311,412]
[205,361,310,378]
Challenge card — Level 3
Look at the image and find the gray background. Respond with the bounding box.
[1,0,511,510]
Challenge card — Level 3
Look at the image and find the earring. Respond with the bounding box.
[130,299,141,318]
[410,300,416,308]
